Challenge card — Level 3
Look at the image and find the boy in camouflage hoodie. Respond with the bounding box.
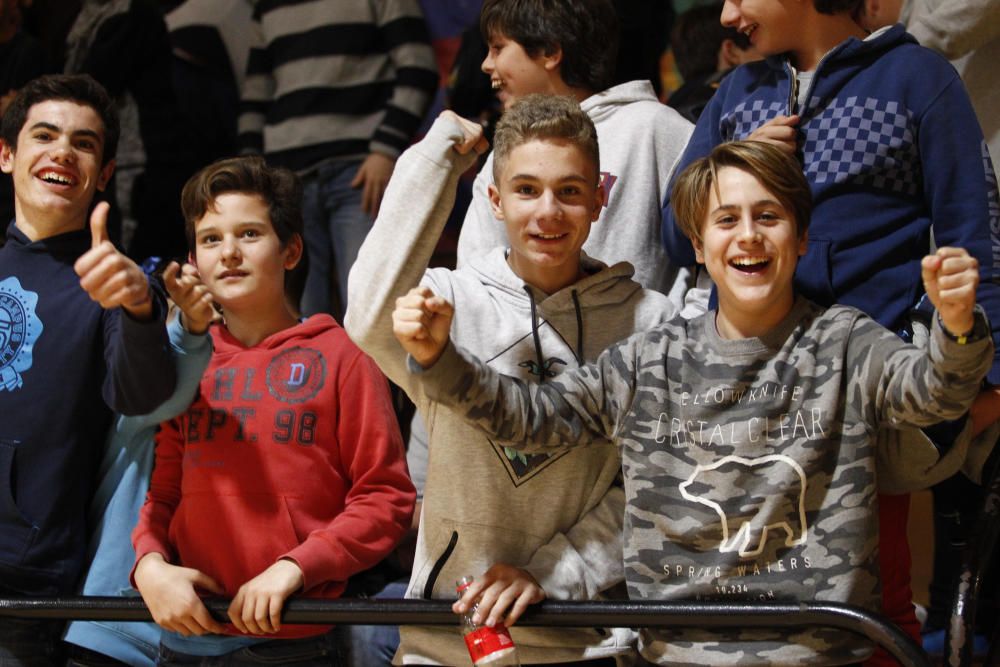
[393,140,992,665]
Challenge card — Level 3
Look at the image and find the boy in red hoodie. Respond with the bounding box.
[131,156,415,665]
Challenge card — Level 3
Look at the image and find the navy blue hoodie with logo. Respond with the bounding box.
[0,221,175,595]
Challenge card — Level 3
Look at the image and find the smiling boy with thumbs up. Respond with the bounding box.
[0,74,175,663]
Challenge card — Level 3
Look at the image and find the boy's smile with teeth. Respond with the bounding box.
[0,99,114,235]
[39,169,77,186]
[720,0,809,60]
[730,255,770,272]
[489,138,603,295]
[480,32,556,109]
[694,165,807,339]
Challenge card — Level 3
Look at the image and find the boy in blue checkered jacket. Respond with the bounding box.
[659,0,1000,663]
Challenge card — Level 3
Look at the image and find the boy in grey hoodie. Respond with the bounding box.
[456,0,697,310]
[345,95,674,664]
[395,140,992,666]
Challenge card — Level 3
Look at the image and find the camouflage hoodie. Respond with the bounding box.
[414,298,992,665]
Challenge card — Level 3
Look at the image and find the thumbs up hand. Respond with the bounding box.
[74,202,154,320]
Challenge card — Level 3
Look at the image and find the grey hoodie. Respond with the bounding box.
[455,80,699,312]
[346,115,674,665]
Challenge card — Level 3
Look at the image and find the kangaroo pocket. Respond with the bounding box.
[412,516,552,601]
[0,439,39,564]
[169,492,301,594]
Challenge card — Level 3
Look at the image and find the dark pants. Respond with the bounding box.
[64,645,129,667]
[156,631,341,667]
[0,616,65,666]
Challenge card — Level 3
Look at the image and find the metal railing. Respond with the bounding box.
[0,597,929,666]
[943,454,1000,667]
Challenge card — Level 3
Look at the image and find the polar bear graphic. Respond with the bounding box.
[678,455,808,557]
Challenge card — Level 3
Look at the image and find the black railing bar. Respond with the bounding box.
[944,455,1000,667]
[0,597,928,667]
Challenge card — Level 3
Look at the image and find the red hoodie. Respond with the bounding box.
[133,314,415,639]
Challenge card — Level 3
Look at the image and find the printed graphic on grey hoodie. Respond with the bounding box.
[416,299,992,666]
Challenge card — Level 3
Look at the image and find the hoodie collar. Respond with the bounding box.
[581,80,658,122]
[210,313,341,353]
[469,246,642,313]
[765,22,914,74]
[4,219,92,262]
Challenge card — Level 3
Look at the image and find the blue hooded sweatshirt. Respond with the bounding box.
[0,221,175,595]
[661,24,1000,383]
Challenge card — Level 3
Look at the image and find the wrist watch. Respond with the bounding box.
[938,309,989,345]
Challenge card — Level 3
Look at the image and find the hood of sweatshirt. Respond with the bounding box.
[210,313,342,356]
[764,23,916,75]
[756,23,919,114]
[4,219,91,263]
[468,246,643,312]
[442,246,664,372]
[581,79,660,125]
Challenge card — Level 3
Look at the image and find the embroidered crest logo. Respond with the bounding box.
[0,276,44,392]
[265,347,326,404]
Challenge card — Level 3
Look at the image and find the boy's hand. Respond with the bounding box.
[163,261,215,334]
[227,559,304,635]
[134,552,226,637]
[74,202,154,321]
[452,563,545,628]
[749,115,799,155]
[922,246,979,337]
[439,110,490,155]
[351,151,396,218]
[392,286,454,368]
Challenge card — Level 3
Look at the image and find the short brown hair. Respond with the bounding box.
[492,94,599,184]
[1,74,119,167]
[814,0,863,14]
[480,0,619,93]
[671,141,811,243]
[181,156,303,253]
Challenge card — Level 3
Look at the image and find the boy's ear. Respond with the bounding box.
[0,139,14,175]
[693,237,706,265]
[96,159,116,192]
[798,229,809,256]
[592,182,605,222]
[542,46,563,73]
[283,233,304,270]
[719,39,742,69]
[488,183,505,220]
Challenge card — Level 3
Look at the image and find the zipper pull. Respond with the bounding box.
[787,63,799,115]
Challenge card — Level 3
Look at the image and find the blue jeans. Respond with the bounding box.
[300,159,371,320]
[335,579,407,667]
[155,631,341,666]
[0,616,65,666]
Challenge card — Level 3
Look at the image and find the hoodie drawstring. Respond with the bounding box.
[525,286,547,383]
[571,289,584,364]
[523,286,586,379]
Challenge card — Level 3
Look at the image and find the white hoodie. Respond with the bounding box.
[456,80,696,311]
[346,116,674,665]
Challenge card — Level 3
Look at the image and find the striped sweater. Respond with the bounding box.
[238,0,438,172]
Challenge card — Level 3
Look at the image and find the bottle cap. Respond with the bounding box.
[456,575,474,593]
